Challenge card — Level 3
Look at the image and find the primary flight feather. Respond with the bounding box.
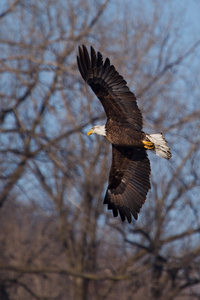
[77,45,171,223]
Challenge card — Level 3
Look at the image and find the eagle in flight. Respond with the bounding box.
[77,45,171,223]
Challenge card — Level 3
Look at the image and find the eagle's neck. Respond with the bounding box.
[91,125,106,136]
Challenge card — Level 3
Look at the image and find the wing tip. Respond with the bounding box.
[104,190,139,223]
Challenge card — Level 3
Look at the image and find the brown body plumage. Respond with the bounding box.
[106,119,145,147]
[77,45,171,223]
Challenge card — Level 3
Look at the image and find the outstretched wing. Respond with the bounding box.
[104,145,151,223]
[77,45,143,131]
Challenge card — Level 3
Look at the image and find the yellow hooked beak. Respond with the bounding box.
[87,128,94,136]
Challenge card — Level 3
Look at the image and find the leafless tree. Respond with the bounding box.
[0,0,200,299]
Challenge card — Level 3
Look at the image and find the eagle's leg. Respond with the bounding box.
[142,140,155,150]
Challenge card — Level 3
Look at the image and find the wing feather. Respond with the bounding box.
[77,45,143,130]
[91,46,97,69]
[104,145,151,222]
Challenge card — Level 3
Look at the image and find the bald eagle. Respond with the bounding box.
[77,45,171,223]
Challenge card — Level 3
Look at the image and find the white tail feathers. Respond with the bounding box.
[146,133,171,160]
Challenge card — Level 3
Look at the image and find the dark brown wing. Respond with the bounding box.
[77,45,143,131]
[104,145,151,223]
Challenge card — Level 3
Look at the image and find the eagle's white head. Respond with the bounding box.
[87,125,106,136]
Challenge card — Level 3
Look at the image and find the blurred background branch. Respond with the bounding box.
[0,0,200,299]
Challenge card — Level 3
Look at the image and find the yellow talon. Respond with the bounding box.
[142,140,155,150]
